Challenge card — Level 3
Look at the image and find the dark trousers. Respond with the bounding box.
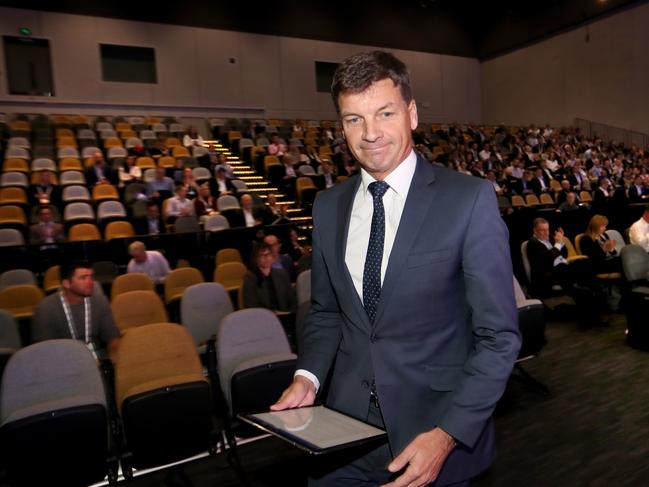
[308,402,470,487]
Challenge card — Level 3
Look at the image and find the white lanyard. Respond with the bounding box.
[59,293,91,344]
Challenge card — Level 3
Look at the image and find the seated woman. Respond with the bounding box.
[193,183,217,218]
[118,155,142,188]
[580,214,623,274]
[242,242,296,313]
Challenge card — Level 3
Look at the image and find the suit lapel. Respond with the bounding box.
[374,156,437,326]
[336,176,372,331]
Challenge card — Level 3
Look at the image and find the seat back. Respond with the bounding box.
[213,262,247,291]
[173,215,201,233]
[111,290,168,331]
[204,214,230,232]
[296,269,311,306]
[0,340,108,487]
[217,308,296,412]
[574,233,586,255]
[68,223,101,242]
[104,220,135,240]
[164,268,204,304]
[0,269,36,291]
[605,229,626,253]
[115,323,211,469]
[0,285,44,319]
[621,244,649,283]
[0,229,24,247]
[513,277,546,360]
[43,265,61,293]
[111,273,155,300]
[217,195,240,211]
[520,240,532,284]
[181,282,233,346]
[216,248,242,266]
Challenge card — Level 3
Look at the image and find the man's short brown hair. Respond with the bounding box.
[331,50,412,114]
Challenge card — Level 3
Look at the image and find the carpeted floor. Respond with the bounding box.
[129,312,649,487]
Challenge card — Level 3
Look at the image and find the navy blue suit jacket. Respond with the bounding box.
[297,155,520,484]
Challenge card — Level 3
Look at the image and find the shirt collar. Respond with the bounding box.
[359,149,417,199]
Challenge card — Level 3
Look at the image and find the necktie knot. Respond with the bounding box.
[368,181,389,200]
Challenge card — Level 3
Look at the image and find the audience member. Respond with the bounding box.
[240,193,262,227]
[182,127,204,148]
[557,192,580,212]
[628,175,648,203]
[241,242,296,312]
[210,167,236,197]
[267,135,287,156]
[194,183,217,217]
[29,205,65,245]
[165,183,195,222]
[146,167,175,203]
[127,241,171,284]
[31,261,120,361]
[118,155,142,188]
[264,234,295,280]
[85,151,118,187]
[629,207,649,252]
[134,201,166,235]
[29,170,61,207]
[580,214,623,274]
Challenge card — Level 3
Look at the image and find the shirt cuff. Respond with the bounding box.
[295,369,320,393]
[554,242,564,250]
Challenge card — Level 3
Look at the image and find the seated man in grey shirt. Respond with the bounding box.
[127,241,171,284]
[32,261,121,362]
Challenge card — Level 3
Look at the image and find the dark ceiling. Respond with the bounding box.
[0,0,645,60]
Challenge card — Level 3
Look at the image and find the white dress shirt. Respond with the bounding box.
[629,217,649,252]
[296,150,417,390]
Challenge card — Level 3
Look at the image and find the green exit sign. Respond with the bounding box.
[19,27,32,36]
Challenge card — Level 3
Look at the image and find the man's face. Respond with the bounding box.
[562,180,570,190]
[264,236,281,258]
[533,223,550,241]
[40,171,52,185]
[132,249,147,264]
[94,153,104,165]
[63,268,94,297]
[241,195,253,211]
[177,186,187,199]
[39,208,53,223]
[156,168,165,180]
[338,78,418,180]
[256,249,274,272]
[146,205,159,219]
[566,193,576,205]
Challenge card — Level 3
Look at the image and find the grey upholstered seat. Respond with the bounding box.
[181,282,233,350]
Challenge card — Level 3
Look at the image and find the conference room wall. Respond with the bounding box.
[0,6,482,124]
[481,2,648,135]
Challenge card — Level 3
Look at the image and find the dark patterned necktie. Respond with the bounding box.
[363,180,390,323]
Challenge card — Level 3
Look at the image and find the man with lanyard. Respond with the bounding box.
[31,261,120,362]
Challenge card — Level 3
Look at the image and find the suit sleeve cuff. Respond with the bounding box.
[295,369,320,393]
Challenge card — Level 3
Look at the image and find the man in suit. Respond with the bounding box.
[30,205,65,245]
[628,175,647,203]
[29,170,61,207]
[272,51,520,486]
[84,151,118,188]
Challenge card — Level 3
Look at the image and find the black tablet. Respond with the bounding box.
[239,405,387,455]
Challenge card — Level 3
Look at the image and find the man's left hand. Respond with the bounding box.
[381,427,456,487]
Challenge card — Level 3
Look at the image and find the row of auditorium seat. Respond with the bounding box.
[499,191,595,210]
[0,305,296,485]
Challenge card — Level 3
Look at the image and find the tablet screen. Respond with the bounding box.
[241,406,387,454]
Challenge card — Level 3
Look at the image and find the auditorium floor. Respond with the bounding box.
[129,313,649,487]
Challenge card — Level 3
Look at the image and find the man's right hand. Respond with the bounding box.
[270,375,316,411]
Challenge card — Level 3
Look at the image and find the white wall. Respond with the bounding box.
[0,6,482,124]
[481,3,649,134]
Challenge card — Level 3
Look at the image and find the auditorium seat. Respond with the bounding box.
[296,269,311,306]
[164,267,204,305]
[62,185,91,203]
[1,172,29,188]
[217,308,296,418]
[115,323,213,472]
[43,265,61,293]
[104,220,135,240]
[111,290,168,331]
[0,205,26,226]
[0,269,37,291]
[0,339,115,487]
[68,223,102,242]
[204,214,230,232]
[213,262,247,293]
[0,284,45,319]
[111,273,155,300]
[59,158,83,172]
[2,159,29,173]
[181,282,233,350]
[0,187,28,206]
[64,202,95,223]
[216,248,242,266]
[97,201,127,222]
[0,229,24,247]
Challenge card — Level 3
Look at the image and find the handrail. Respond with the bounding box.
[574,118,649,149]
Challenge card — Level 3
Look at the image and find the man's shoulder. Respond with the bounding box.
[35,291,61,312]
